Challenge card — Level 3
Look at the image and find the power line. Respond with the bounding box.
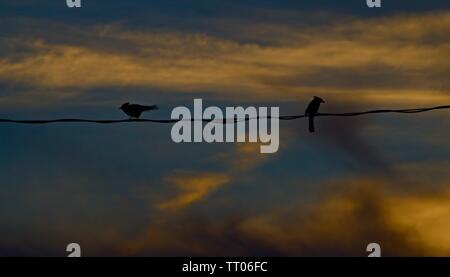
[278,105,450,120]
[0,105,448,124]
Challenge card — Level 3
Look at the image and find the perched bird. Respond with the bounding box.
[305,96,325,133]
[120,102,158,119]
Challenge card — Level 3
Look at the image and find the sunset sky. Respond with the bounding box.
[0,0,449,256]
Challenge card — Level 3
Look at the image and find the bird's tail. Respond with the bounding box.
[142,105,159,111]
[308,116,315,133]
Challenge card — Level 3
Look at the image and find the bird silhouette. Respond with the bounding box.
[120,102,158,119]
[305,96,325,133]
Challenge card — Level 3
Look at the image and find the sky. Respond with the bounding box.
[0,0,449,256]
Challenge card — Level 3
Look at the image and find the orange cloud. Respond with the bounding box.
[158,142,275,212]
[0,11,449,105]
[158,172,230,211]
[387,191,450,254]
[11,161,448,256]
[125,174,450,256]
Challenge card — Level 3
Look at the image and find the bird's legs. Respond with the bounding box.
[308,116,315,133]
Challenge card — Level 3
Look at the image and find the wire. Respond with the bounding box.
[0,105,448,125]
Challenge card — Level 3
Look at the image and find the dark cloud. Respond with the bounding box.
[316,102,394,176]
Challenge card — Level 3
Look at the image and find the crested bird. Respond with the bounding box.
[120,102,158,119]
[305,96,325,133]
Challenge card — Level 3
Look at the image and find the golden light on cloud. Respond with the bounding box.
[388,192,450,255]
[158,142,274,212]
[159,172,230,211]
[119,175,450,256]
[0,11,448,105]
[237,177,450,256]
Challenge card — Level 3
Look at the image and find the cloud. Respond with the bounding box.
[388,190,450,254]
[158,172,230,211]
[1,151,449,256]
[0,11,449,106]
[311,101,395,176]
[124,174,450,256]
[158,142,274,212]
